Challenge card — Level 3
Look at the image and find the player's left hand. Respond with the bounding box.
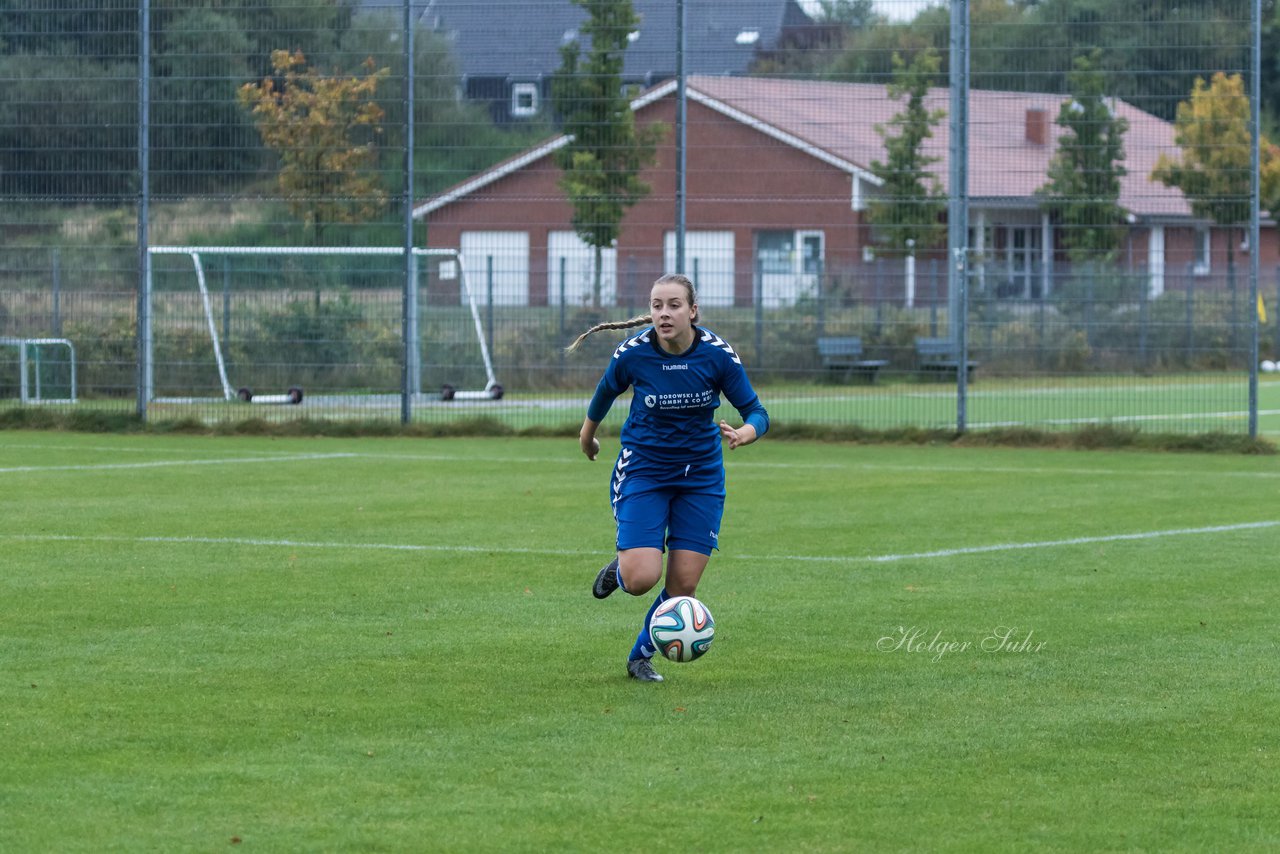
[719,420,756,450]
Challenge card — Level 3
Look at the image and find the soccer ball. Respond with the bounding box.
[1262,360,1277,373]
[649,596,715,662]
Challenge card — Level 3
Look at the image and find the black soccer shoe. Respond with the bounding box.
[592,557,620,599]
[626,657,664,682]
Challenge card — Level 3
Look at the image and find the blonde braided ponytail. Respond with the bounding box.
[564,274,698,353]
[564,313,652,353]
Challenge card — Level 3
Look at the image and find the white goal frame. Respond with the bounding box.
[145,246,500,403]
[0,337,77,404]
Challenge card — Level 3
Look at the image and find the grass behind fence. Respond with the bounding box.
[1,433,1278,850]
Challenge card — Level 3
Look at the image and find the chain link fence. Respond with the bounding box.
[0,0,1268,434]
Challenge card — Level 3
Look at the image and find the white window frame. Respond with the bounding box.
[1004,224,1042,299]
[752,230,824,307]
[1193,225,1211,276]
[511,83,539,118]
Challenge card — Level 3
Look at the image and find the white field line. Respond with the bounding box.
[4,521,1275,565]
[967,409,1280,429]
[0,442,319,456]
[853,521,1280,564]
[5,533,597,557]
[332,452,1280,480]
[0,453,356,474]
[3,447,1277,482]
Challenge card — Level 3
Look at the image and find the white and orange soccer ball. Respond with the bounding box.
[649,596,716,662]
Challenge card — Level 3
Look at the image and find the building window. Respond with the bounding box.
[1193,226,1211,275]
[664,231,736,307]
[1002,225,1041,299]
[756,231,794,275]
[754,229,825,306]
[511,83,539,118]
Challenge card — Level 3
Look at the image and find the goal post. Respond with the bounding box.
[146,246,501,404]
[0,337,77,404]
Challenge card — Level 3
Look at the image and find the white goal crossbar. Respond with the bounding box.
[146,246,500,403]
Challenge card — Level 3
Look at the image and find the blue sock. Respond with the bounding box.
[628,589,669,662]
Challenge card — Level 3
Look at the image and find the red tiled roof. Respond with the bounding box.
[419,74,1192,219]
[689,75,1190,217]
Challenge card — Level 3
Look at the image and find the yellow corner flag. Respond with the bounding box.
[1259,294,1268,324]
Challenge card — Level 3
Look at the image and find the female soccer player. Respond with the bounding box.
[570,273,769,682]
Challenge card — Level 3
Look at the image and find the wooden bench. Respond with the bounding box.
[817,336,889,384]
[915,337,978,381]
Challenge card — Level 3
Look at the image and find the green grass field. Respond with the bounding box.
[2,431,1278,851]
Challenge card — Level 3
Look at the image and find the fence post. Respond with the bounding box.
[406,251,420,396]
[222,255,232,352]
[929,258,939,337]
[874,257,884,336]
[1138,268,1150,369]
[1229,253,1238,353]
[1185,263,1196,366]
[486,255,495,364]
[558,256,566,375]
[815,257,825,339]
[51,248,62,337]
[754,256,764,367]
[626,254,637,315]
[1274,265,1280,358]
[1037,266,1048,369]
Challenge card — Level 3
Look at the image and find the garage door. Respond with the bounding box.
[547,231,618,306]
[460,231,530,306]
[664,231,735,307]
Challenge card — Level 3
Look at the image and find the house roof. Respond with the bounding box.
[417,74,1193,219]
[418,0,813,81]
[690,76,1190,218]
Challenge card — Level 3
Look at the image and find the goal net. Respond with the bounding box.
[145,246,500,406]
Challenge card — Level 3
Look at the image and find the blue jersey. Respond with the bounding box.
[587,326,769,466]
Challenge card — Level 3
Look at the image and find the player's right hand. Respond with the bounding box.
[581,436,600,461]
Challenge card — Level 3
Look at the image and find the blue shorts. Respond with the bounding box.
[611,447,726,555]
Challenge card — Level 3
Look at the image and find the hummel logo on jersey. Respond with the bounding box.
[700,330,741,364]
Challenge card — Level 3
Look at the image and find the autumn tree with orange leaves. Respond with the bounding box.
[239,49,390,243]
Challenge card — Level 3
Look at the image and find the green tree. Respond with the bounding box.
[151,7,257,195]
[0,53,136,197]
[812,0,878,27]
[0,0,359,200]
[238,49,390,244]
[866,49,947,258]
[1153,72,1280,265]
[550,0,663,307]
[1038,50,1129,267]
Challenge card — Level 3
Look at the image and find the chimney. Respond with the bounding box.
[1025,108,1048,145]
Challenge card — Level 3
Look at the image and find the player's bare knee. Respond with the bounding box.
[618,558,661,595]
